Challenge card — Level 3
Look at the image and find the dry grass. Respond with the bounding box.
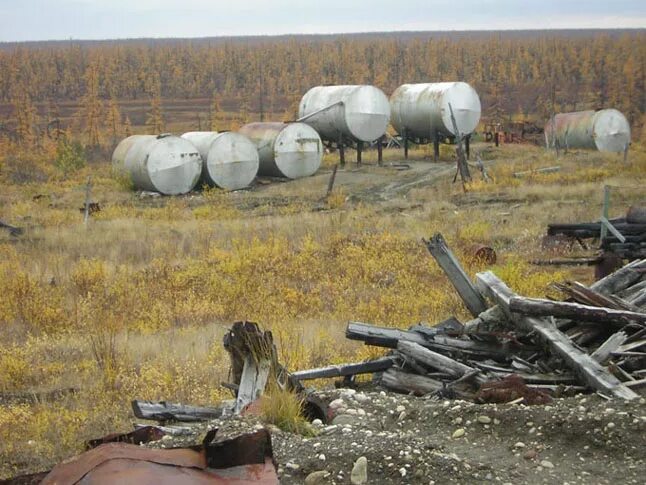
[0,140,644,477]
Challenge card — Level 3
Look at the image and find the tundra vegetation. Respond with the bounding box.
[0,29,644,477]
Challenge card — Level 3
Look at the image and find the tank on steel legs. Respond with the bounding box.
[238,122,322,179]
[181,131,259,190]
[298,85,390,164]
[111,134,202,195]
[390,82,481,160]
[544,109,631,154]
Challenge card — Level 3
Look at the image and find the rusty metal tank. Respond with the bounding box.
[544,109,631,153]
[298,85,390,143]
[238,122,322,179]
[181,131,259,190]
[112,134,202,195]
[390,82,481,139]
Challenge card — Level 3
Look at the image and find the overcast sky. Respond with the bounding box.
[0,0,644,42]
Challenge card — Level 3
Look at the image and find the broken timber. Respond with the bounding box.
[475,271,638,400]
[292,356,396,381]
[131,400,227,422]
[424,233,487,317]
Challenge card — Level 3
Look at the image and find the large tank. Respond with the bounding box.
[544,109,631,153]
[112,134,202,195]
[390,82,481,140]
[181,131,259,190]
[298,85,390,143]
[238,122,322,179]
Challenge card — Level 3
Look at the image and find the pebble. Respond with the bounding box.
[332,415,355,426]
[351,456,368,485]
[514,442,526,448]
[452,428,465,439]
[286,462,300,470]
[305,471,330,484]
[477,416,492,424]
[523,449,538,460]
[399,467,407,477]
[318,454,326,461]
[329,399,345,410]
[541,460,554,469]
[396,405,406,413]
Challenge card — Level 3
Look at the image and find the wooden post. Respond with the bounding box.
[377,136,383,166]
[600,185,610,242]
[356,141,363,165]
[424,233,487,317]
[433,134,440,162]
[326,164,339,197]
[338,135,345,166]
[403,128,409,159]
[83,176,92,226]
[447,103,471,184]
[475,271,638,400]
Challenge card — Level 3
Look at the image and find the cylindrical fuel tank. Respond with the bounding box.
[181,131,259,190]
[113,134,202,195]
[544,109,631,153]
[390,82,481,139]
[298,85,390,143]
[238,122,322,179]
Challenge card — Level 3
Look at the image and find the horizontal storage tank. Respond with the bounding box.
[238,122,322,179]
[181,131,259,190]
[544,109,631,153]
[112,134,202,195]
[298,85,390,143]
[390,82,481,140]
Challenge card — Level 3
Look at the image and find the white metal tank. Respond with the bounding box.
[113,134,202,195]
[238,122,322,179]
[544,109,631,153]
[390,82,482,139]
[298,85,390,143]
[181,131,259,190]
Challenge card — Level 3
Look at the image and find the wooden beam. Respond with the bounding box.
[292,356,396,380]
[590,259,646,296]
[591,332,628,364]
[475,271,638,400]
[132,400,228,422]
[508,296,646,327]
[379,368,444,396]
[423,233,487,317]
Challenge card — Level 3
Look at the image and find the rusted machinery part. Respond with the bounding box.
[469,244,497,265]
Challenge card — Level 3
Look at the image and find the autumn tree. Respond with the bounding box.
[209,93,222,131]
[80,63,103,147]
[146,75,164,133]
[13,89,39,144]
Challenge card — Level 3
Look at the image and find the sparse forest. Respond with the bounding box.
[0,30,644,148]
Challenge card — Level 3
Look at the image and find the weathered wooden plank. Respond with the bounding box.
[590,259,646,296]
[475,271,638,400]
[591,332,628,364]
[131,400,228,422]
[379,368,444,396]
[553,281,638,311]
[508,296,646,327]
[235,356,271,414]
[292,356,396,380]
[397,341,486,385]
[423,233,487,317]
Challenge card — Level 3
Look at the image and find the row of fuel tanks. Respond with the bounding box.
[112,82,632,195]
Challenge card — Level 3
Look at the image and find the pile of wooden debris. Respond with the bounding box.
[294,234,646,403]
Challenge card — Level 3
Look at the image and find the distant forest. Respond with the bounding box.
[0,29,644,143]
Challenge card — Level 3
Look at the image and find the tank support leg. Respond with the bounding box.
[465,135,471,160]
[623,143,629,162]
[377,136,384,166]
[338,135,345,166]
[357,141,363,165]
[403,129,409,159]
[433,134,440,162]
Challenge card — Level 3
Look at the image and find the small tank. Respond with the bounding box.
[112,134,202,195]
[545,109,631,153]
[238,122,322,179]
[181,131,259,190]
[390,82,481,140]
[298,85,390,143]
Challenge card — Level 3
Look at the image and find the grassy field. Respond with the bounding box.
[0,141,644,477]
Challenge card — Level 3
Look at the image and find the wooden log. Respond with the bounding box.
[589,259,646,296]
[0,220,24,236]
[235,355,271,414]
[423,233,487,317]
[397,341,485,381]
[591,331,628,364]
[346,322,519,361]
[508,296,646,327]
[628,289,646,308]
[292,356,396,380]
[131,400,228,422]
[463,305,507,334]
[475,271,638,400]
[379,368,444,396]
[553,281,637,311]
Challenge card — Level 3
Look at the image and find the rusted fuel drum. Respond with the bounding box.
[238,122,322,179]
[544,109,631,153]
[298,85,390,142]
[181,131,259,190]
[115,134,202,195]
[390,82,481,139]
[469,244,497,265]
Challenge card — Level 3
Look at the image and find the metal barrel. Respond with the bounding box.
[239,122,322,179]
[181,131,259,190]
[112,135,150,173]
[544,109,631,153]
[298,85,390,143]
[390,82,481,140]
[118,134,202,195]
